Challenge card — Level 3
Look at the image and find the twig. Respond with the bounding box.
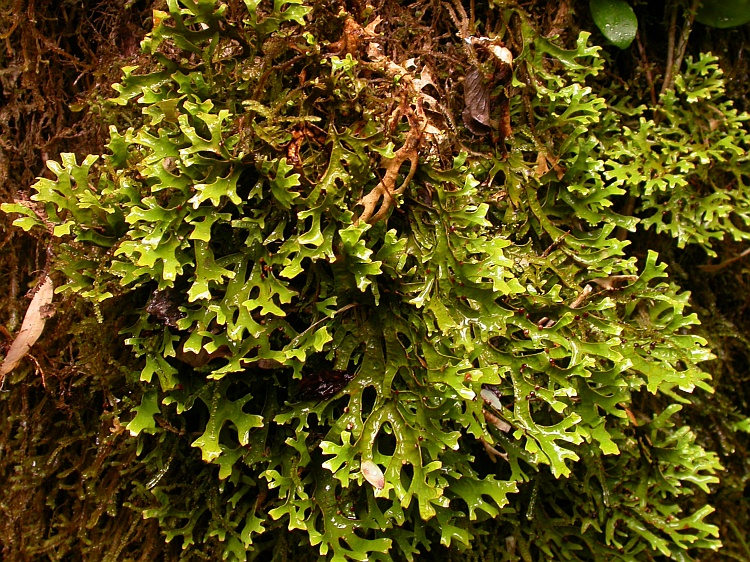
[728,519,750,561]
[26,353,47,389]
[698,246,750,273]
[636,31,657,106]
[570,284,593,309]
[660,0,700,97]
[673,0,701,81]
[541,230,570,258]
[660,6,678,98]
[480,436,508,463]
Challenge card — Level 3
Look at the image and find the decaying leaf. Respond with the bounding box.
[146,288,185,327]
[0,275,55,379]
[297,369,356,401]
[461,37,514,140]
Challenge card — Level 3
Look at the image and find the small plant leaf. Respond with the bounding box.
[696,0,750,28]
[589,0,638,49]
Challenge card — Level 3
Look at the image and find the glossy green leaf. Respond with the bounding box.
[589,0,638,49]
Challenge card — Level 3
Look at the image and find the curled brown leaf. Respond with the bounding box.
[462,67,492,135]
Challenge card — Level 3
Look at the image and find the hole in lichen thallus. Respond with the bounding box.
[223,165,260,220]
[183,393,210,436]
[376,423,397,456]
[219,422,240,449]
[236,166,260,201]
[360,385,378,416]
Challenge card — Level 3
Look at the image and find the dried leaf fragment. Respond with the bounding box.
[0,275,55,379]
[535,152,549,177]
[535,152,565,180]
[589,275,638,291]
[483,409,512,433]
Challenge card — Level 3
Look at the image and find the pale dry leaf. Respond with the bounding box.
[488,44,513,65]
[480,387,503,410]
[361,459,385,489]
[0,275,55,377]
[422,123,443,135]
[366,42,383,60]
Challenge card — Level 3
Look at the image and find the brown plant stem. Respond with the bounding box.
[660,0,701,97]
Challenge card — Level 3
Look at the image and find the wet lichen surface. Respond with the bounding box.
[1,1,749,561]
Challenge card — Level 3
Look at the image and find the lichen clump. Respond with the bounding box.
[5,0,746,559]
